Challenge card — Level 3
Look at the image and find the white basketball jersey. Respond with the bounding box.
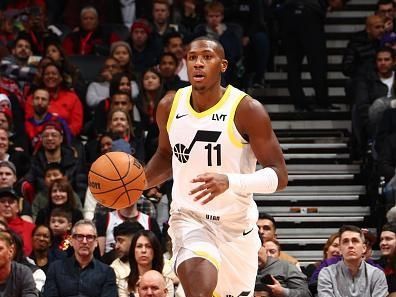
[167,85,258,226]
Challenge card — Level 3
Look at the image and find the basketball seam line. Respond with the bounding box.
[90,170,144,194]
[104,153,132,207]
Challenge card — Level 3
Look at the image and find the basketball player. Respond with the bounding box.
[145,37,288,297]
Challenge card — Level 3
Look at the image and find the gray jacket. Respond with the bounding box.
[318,260,388,297]
[0,261,38,297]
[256,257,312,297]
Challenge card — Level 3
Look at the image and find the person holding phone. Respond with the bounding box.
[256,244,312,297]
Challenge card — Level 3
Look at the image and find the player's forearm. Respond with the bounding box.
[144,151,173,189]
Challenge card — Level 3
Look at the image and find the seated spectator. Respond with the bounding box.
[0,127,30,179]
[256,242,311,297]
[257,213,300,267]
[376,0,395,41]
[129,18,162,74]
[0,187,35,255]
[0,105,29,152]
[138,270,169,297]
[43,219,118,297]
[376,223,396,291]
[62,6,120,56]
[25,62,84,136]
[95,201,161,259]
[110,41,136,77]
[0,32,37,89]
[116,230,174,297]
[25,121,87,200]
[194,1,242,85]
[158,52,189,94]
[353,47,395,154]
[25,88,72,152]
[8,228,46,291]
[172,0,202,37]
[35,178,83,226]
[87,61,138,109]
[318,225,388,296]
[48,208,74,259]
[44,40,81,89]
[0,12,15,56]
[0,230,38,296]
[0,160,33,222]
[305,233,340,280]
[163,32,188,81]
[29,224,53,274]
[31,163,80,220]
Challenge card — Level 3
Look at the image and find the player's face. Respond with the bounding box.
[257,219,276,241]
[380,231,396,256]
[50,216,71,236]
[135,235,154,266]
[113,46,130,67]
[339,231,366,263]
[263,241,280,258]
[326,237,340,259]
[186,40,227,91]
[32,226,52,251]
[143,71,161,91]
[0,167,15,188]
[0,130,9,157]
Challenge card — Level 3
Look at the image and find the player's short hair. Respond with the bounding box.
[189,36,225,58]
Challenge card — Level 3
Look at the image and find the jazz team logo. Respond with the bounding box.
[173,130,222,166]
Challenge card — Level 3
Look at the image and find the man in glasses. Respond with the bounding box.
[43,219,118,297]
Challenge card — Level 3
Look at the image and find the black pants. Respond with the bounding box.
[281,6,328,107]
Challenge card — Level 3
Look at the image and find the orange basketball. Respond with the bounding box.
[88,152,146,209]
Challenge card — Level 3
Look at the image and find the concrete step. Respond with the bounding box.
[264,103,349,113]
[265,72,347,81]
[254,194,360,202]
[254,87,346,97]
[325,24,364,33]
[272,120,350,131]
[286,164,360,174]
[274,55,343,65]
[276,185,365,195]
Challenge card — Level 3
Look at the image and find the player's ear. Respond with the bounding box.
[220,59,228,73]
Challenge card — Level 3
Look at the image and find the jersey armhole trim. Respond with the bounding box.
[166,87,185,132]
[227,92,247,148]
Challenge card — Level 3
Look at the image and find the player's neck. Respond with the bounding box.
[191,85,225,112]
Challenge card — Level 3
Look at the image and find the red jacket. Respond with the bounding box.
[8,216,35,256]
[25,88,83,136]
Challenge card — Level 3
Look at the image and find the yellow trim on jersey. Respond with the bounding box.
[227,90,247,148]
[212,292,221,297]
[166,88,184,132]
[187,85,232,119]
[193,250,220,270]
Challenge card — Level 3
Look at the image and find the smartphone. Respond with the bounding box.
[261,274,275,285]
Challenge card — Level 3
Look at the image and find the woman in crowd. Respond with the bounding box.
[25,62,83,136]
[110,41,135,77]
[115,230,174,297]
[35,178,83,225]
[29,224,53,274]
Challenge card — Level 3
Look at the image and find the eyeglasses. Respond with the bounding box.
[72,234,97,242]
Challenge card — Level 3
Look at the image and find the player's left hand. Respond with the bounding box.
[266,276,284,297]
[189,173,229,204]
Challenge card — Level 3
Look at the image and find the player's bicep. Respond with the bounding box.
[155,95,174,157]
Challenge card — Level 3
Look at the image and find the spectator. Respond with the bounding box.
[47,208,74,260]
[25,62,84,136]
[62,6,120,56]
[129,18,162,74]
[0,187,35,255]
[163,31,188,81]
[110,41,136,77]
[0,127,30,179]
[95,201,161,258]
[0,231,38,296]
[0,32,37,89]
[25,88,72,152]
[318,225,388,296]
[173,0,202,36]
[256,243,311,297]
[138,270,169,297]
[117,230,174,297]
[25,121,87,200]
[257,213,300,267]
[31,163,80,220]
[281,0,349,111]
[353,47,395,156]
[110,222,145,294]
[29,224,53,274]
[194,1,242,85]
[43,219,118,297]
[376,223,396,291]
[376,0,395,36]
[159,52,189,94]
[35,178,83,226]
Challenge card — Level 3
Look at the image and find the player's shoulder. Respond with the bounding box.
[236,93,269,118]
